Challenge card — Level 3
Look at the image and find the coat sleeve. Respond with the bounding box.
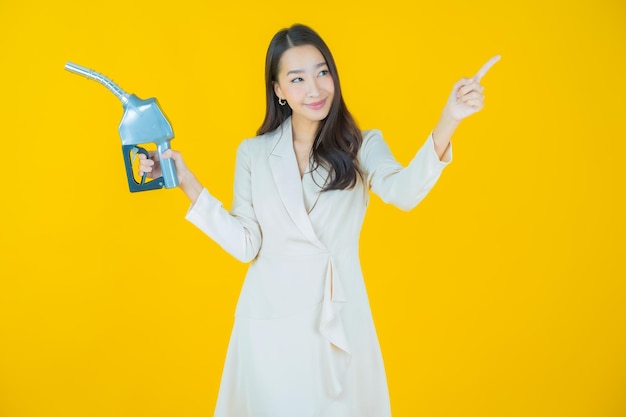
[185,139,262,262]
[359,129,452,211]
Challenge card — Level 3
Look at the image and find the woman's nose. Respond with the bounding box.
[307,78,320,97]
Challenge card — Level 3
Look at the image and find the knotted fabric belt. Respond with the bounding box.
[319,256,351,398]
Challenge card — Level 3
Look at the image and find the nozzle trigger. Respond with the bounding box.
[123,145,160,191]
[129,146,148,184]
[130,147,140,163]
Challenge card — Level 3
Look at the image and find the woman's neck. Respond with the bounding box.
[291,115,319,146]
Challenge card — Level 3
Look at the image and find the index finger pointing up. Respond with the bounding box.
[474,55,501,81]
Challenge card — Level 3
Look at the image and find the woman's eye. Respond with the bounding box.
[318,70,329,77]
[291,77,303,83]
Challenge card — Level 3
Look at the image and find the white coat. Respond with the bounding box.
[185,117,451,416]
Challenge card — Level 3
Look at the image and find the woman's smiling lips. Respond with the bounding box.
[305,98,327,110]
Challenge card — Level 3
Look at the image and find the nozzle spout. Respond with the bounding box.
[65,62,129,103]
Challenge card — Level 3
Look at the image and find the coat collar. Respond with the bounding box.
[267,118,326,248]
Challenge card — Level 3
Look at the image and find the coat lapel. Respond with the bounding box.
[302,160,329,213]
[268,118,325,248]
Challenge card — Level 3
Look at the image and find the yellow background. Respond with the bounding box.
[1,0,625,416]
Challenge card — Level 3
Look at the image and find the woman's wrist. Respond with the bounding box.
[178,171,203,204]
[432,110,460,159]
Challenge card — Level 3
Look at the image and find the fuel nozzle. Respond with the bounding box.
[65,61,178,192]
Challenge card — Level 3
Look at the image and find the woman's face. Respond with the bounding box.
[273,44,335,126]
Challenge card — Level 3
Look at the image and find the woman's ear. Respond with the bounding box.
[273,82,283,100]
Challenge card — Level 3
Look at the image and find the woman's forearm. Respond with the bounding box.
[432,109,460,160]
[178,171,204,204]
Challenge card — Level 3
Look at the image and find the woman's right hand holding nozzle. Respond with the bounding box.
[139,149,204,203]
[138,150,190,184]
[137,151,161,180]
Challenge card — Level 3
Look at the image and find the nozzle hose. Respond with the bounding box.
[65,62,129,103]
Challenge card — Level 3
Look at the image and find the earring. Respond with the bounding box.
[278,98,287,106]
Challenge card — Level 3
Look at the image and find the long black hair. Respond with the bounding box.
[257,24,362,191]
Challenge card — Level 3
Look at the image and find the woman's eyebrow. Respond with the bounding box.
[287,62,328,76]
